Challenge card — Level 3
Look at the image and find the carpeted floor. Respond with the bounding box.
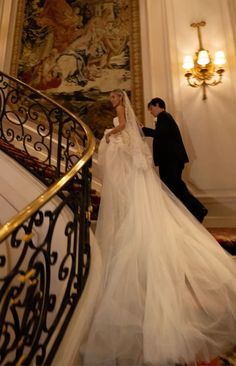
[207,227,236,255]
[197,348,236,366]
[219,349,236,366]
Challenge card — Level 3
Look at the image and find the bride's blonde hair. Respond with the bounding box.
[110,89,125,103]
[111,89,124,96]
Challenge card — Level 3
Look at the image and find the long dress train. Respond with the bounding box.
[80,117,236,366]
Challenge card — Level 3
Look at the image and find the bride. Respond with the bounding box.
[80,89,236,366]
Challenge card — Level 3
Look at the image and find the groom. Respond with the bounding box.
[142,97,208,223]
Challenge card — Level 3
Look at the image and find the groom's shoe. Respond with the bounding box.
[197,207,208,223]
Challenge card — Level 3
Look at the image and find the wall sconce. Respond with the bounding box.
[182,21,226,100]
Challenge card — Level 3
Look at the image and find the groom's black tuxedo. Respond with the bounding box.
[142,111,189,167]
[142,111,208,223]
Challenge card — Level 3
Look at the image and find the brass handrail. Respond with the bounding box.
[0,71,96,243]
[0,71,96,365]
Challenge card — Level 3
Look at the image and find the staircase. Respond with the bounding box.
[0,71,96,365]
[0,138,101,219]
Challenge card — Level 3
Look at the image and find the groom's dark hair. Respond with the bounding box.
[148,98,166,110]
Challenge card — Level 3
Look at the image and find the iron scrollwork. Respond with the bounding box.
[0,71,94,365]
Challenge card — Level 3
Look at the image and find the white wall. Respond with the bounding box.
[140,0,236,226]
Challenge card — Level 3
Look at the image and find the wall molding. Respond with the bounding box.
[0,0,20,72]
[228,0,236,54]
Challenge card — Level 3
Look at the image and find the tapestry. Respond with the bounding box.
[12,0,144,139]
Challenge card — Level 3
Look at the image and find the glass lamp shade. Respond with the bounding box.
[197,50,210,66]
[183,55,194,70]
[214,51,226,66]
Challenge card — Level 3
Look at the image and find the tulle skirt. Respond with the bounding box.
[80,134,236,366]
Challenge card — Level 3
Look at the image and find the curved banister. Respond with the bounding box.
[0,70,92,139]
[0,70,96,242]
[0,71,96,365]
[0,131,95,243]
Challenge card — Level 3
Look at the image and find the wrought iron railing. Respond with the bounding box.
[0,71,96,365]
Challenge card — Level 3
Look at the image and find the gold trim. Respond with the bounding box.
[10,0,25,75]
[0,71,96,243]
[86,205,93,221]
[16,355,26,366]
[130,0,144,122]
[10,297,21,306]
[18,269,36,283]
[21,233,33,242]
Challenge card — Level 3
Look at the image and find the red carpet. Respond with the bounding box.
[198,358,219,366]
[207,227,236,255]
[197,347,236,366]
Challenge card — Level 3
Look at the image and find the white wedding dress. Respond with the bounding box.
[80,117,236,366]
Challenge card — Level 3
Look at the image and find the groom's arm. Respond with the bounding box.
[142,126,155,138]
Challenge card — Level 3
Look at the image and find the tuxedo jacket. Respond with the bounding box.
[142,111,189,167]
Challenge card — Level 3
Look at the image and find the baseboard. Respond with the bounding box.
[199,194,236,228]
[204,215,236,228]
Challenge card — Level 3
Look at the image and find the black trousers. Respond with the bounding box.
[159,162,207,222]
